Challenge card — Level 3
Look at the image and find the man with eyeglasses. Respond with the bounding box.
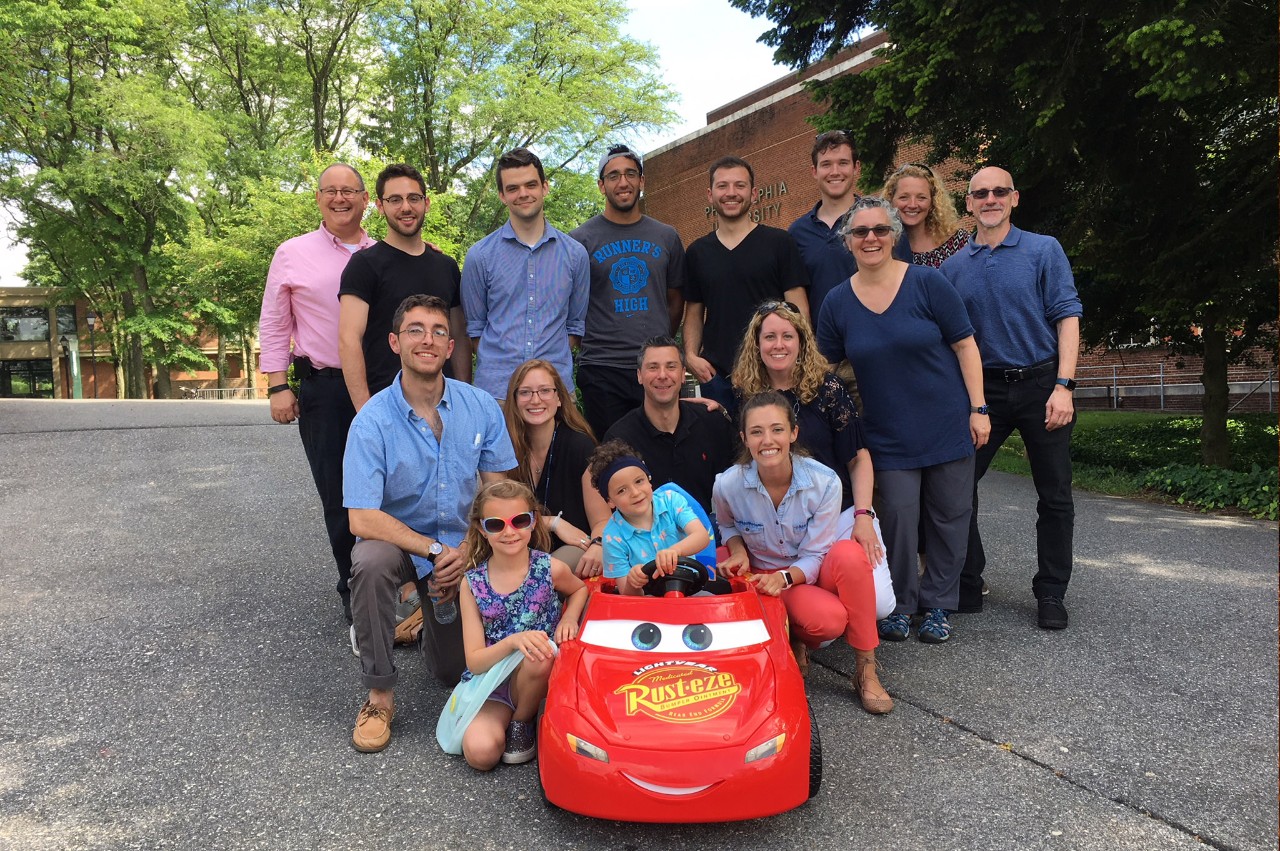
[941,166,1083,630]
[343,294,516,753]
[462,147,589,401]
[260,162,375,629]
[569,144,687,436]
[339,163,470,413]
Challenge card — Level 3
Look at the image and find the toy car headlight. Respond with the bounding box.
[567,734,610,763]
[744,733,786,763]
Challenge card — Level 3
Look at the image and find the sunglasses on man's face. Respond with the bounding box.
[966,187,1014,200]
[480,511,536,535]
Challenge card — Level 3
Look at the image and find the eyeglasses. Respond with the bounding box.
[515,386,557,401]
[319,187,363,198]
[845,225,894,239]
[397,326,449,342]
[602,169,641,184]
[481,511,536,535]
[755,300,800,316]
[966,187,1014,200]
[381,193,426,206]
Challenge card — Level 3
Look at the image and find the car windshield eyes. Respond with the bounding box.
[580,619,770,652]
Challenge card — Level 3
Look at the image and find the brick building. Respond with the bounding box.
[639,36,1275,413]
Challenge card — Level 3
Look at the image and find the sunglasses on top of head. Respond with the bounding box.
[481,511,536,535]
[755,300,801,317]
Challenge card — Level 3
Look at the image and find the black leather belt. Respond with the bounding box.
[984,359,1056,383]
[294,357,343,379]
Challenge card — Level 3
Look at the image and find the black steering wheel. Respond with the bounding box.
[640,557,710,598]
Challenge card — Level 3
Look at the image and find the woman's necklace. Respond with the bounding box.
[531,425,557,507]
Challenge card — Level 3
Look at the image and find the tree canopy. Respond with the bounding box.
[732,0,1278,465]
[0,0,674,396]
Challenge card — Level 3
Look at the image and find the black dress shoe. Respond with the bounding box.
[341,595,353,625]
[1037,596,1068,630]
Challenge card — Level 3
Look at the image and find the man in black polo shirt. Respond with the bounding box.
[604,336,735,515]
[338,163,470,411]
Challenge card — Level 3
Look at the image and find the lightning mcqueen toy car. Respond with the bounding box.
[539,559,821,822]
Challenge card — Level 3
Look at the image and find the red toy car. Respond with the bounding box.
[539,559,821,822]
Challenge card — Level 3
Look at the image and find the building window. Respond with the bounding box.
[56,305,77,336]
[0,307,50,342]
[0,359,55,398]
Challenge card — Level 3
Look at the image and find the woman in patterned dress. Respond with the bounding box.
[883,163,971,268]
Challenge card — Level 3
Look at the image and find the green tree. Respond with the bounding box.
[0,0,216,398]
[734,0,1278,466]
[362,0,676,242]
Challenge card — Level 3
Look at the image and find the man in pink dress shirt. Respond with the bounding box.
[259,163,375,626]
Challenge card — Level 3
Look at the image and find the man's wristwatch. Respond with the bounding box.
[970,404,990,415]
[854,507,876,520]
[268,383,292,396]
[426,541,445,563]
[1055,377,1077,391]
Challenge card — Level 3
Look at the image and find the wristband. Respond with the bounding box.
[970,404,989,415]
[853,507,876,520]
[1055,377,1077,391]
[268,383,292,396]
[550,511,562,535]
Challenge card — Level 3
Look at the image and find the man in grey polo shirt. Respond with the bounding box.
[571,143,686,437]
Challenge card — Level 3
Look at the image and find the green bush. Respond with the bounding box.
[1070,413,1276,473]
[1142,464,1278,521]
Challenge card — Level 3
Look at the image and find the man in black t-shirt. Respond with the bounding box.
[683,155,810,417]
[604,336,736,516]
[339,163,470,410]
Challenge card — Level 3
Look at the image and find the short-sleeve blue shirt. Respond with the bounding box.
[601,489,699,579]
[343,373,518,578]
[461,220,590,399]
[940,226,1082,369]
[816,265,976,470]
[788,201,858,317]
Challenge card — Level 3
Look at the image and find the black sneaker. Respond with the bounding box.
[1037,596,1068,630]
[501,719,537,764]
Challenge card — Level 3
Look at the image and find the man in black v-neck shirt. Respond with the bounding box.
[683,155,810,416]
[339,163,470,409]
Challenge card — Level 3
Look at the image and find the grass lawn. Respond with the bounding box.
[987,411,1278,517]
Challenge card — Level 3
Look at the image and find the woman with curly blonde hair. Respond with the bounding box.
[504,360,611,577]
[882,163,970,268]
[730,301,894,620]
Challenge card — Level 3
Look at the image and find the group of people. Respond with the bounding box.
[260,132,1082,766]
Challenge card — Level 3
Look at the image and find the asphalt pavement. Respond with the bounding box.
[1,399,1275,850]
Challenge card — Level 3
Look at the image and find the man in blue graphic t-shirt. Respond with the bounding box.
[571,144,687,437]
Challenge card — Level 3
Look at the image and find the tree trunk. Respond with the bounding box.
[242,327,258,390]
[127,335,147,399]
[1198,320,1231,468]
[217,331,227,389]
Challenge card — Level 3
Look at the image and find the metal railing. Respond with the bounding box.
[180,386,262,400]
[1076,363,1275,411]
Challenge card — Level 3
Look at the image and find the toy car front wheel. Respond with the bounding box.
[808,705,822,799]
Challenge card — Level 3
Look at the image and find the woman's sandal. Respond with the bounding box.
[854,654,894,715]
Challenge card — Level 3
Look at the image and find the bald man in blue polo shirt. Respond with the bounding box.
[941,167,1082,631]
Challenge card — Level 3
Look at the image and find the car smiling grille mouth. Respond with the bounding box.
[622,774,714,796]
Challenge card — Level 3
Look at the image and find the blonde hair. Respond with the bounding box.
[503,359,596,497]
[882,164,962,244]
[462,479,552,570]
[730,302,830,404]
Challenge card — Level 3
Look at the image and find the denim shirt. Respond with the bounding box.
[343,373,517,578]
[461,220,589,398]
[712,455,842,584]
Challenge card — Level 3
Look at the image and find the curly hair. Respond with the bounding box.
[461,479,552,571]
[882,164,962,244]
[730,302,830,405]
[587,439,645,494]
[503,360,596,496]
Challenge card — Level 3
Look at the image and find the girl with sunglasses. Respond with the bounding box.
[816,197,989,646]
[456,480,588,770]
[882,164,970,268]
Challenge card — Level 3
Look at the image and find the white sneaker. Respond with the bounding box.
[349,625,360,658]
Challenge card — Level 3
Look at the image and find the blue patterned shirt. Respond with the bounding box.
[601,489,699,579]
[461,220,589,398]
[343,373,517,578]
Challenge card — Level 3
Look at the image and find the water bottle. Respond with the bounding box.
[429,578,457,624]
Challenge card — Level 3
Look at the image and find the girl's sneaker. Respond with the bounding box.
[877,613,911,642]
[918,608,952,644]
[501,719,537,764]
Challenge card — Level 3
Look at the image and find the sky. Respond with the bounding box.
[0,1,789,287]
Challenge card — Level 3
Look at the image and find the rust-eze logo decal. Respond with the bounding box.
[615,661,742,723]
